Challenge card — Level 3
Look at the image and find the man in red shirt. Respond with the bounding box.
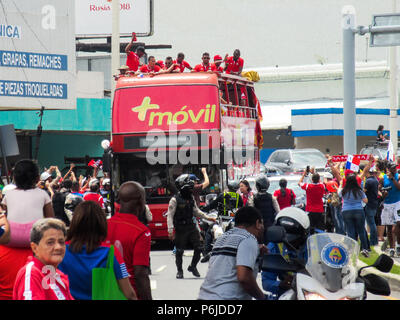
[139,56,161,74]
[224,49,244,75]
[298,170,326,231]
[192,52,213,72]
[163,56,180,73]
[83,179,105,211]
[173,52,192,72]
[106,181,152,300]
[124,33,145,72]
[211,55,224,73]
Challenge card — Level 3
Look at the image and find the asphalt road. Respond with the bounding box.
[149,242,400,301]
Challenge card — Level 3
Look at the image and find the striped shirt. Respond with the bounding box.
[198,227,260,300]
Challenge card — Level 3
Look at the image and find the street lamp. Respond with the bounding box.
[342,5,400,155]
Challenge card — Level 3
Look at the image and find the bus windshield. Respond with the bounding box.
[117,154,222,204]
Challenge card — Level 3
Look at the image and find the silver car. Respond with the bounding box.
[266,148,327,173]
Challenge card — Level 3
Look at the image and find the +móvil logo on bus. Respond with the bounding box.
[131,96,217,127]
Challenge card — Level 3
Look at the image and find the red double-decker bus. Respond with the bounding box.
[111,71,262,241]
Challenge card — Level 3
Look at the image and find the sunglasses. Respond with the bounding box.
[203,57,210,59]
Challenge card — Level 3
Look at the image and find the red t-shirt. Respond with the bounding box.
[83,192,105,209]
[300,183,326,213]
[13,256,74,300]
[106,213,151,297]
[211,63,224,73]
[173,60,192,72]
[126,52,140,71]
[0,246,32,300]
[139,64,161,73]
[193,63,212,72]
[273,188,296,210]
[225,56,244,74]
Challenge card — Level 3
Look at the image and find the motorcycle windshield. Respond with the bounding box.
[306,233,359,292]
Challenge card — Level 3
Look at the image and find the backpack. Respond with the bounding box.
[329,192,341,207]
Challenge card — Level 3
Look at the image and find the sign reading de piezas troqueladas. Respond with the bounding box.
[0,0,76,110]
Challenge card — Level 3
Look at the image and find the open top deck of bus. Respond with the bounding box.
[115,72,255,89]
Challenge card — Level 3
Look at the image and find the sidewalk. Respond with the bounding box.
[358,244,400,293]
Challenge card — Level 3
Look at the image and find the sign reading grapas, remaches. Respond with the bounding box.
[0,0,76,110]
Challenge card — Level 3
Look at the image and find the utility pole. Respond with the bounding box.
[342,5,357,155]
[389,0,399,155]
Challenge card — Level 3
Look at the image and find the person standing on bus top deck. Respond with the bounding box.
[211,55,224,73]
[224,49,244,75]
[173,52,192,72]
[192,52,213,73]
[125,33,145,72]
[139,56,161,75]
[167,174,216,279]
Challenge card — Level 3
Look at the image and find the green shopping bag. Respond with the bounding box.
[92,245,127,300]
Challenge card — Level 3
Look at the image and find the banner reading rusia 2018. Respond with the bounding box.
[75,0,153,37]
[0,0,76,110]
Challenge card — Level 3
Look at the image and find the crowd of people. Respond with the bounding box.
[122,33,244,77]
[0,159,151,300]
[1,151,400,300]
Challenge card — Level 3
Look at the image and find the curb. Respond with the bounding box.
[359,246,400,293]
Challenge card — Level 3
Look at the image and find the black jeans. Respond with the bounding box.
[308,212,325,231]
[174,224,202,272]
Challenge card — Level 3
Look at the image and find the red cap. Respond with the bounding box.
[326,181,338,193]
[344,169,354,176]
[214,55,223,62]
[156,60,165,68]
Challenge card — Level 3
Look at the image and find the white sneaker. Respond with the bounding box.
[361,249,370,258]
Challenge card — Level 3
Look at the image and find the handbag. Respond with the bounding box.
[92,245,127,300]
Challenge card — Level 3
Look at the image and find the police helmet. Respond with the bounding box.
[255,175,270,192]
[189,174,200,183]
[275,207,310,246]
[227,181,240,192]
[175,174,195,191]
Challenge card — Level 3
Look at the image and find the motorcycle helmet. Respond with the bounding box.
[255,175,270,192]
[275,207,310,249]
[189,174,200,183]
[175,174,195,197]
[227,180,240,192]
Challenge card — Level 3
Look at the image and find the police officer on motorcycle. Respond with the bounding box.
[203,181,244,217]
[261,207,311,299]
[253,175,280,241]
[200,181,244,263]
[167,174,216,279]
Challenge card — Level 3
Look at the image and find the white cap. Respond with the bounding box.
[102,178,110,186]
[324,172,333,179]
[89,178,99,187]
[2,184,16,196]
[40,172,51,181]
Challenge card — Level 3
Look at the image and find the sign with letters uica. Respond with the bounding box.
[0,0,76,110]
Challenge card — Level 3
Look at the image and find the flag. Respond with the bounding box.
[345,154,360,172]
[387,139,395,162]
[88,159,103,169]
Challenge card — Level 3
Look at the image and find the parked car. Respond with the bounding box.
[359,143,400,160]
[263,164,283,177]
[266,148,327,173]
